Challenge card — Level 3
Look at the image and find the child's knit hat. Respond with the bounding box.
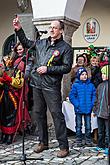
[101,65,108,77]
[77,67,87,80]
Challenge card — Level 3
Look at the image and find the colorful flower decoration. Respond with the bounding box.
[47,50,60,66]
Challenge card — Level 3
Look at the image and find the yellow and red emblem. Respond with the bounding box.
[47,50,60,66]
[52,50,60,57]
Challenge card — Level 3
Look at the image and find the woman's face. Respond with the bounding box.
[16,45,24,56]
[77,57,85,66]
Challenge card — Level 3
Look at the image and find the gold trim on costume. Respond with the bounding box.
[8,91,17,109]
[0,91,4,103]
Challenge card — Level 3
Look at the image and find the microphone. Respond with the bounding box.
[34,26,48,38]
[38,30,48,34]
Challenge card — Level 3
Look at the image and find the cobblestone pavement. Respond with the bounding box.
[0,135,108,165]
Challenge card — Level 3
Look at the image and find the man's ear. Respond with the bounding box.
[60,29,64,34]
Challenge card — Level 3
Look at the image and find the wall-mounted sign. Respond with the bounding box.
[83,18,100,43]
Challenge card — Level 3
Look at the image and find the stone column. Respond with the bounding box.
[62,18,80,100]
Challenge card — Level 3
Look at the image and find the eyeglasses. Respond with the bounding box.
[49,26,60,30]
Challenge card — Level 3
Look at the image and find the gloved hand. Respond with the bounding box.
[2,72,12,83]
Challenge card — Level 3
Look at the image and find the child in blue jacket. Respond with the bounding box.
[69,67,96,147]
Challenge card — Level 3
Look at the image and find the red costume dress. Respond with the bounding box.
[0,55,31,144]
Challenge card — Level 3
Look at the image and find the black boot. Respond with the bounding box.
[6,134,13,145]
[0,133,8,144]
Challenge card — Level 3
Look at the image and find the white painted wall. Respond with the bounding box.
[31,0,67,19]
[31,0,86,22]
[64,0,86,21]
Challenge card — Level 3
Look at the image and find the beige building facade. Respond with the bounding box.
[0,0,110,55]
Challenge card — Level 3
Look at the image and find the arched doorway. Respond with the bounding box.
[2,34,17,56]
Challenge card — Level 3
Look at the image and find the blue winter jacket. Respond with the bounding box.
[69,79,96,114]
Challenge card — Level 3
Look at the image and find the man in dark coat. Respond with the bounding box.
[13,18,73,158]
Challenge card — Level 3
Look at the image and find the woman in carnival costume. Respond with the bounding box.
[0,42,31,145]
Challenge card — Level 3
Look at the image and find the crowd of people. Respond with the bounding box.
[0,16,109,159]
[69,46,109,155]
